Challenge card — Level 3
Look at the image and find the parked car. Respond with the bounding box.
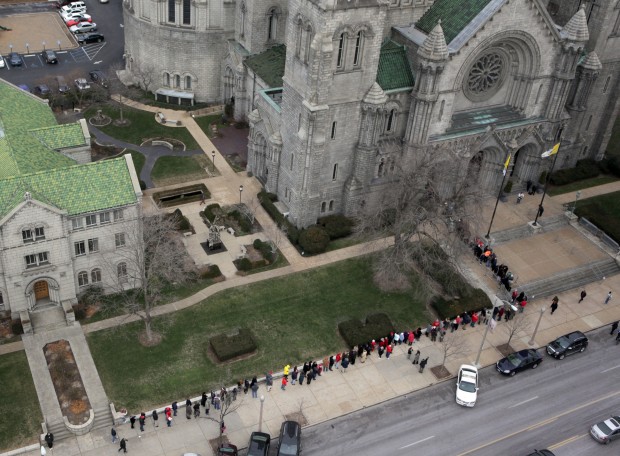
[590,415,620,444]
[18,84,31,92]
[34,84,51,96]
[70,22,97,34]
[74,78,91,91]
[456,364,479,407]
[55,0,72,8]
[277,421,301,456]
[77,33,105,44]
[496,349,542,376]
[9,52,22,67]
[62,11,91,22]
[525,451,555,456]
[55,75,71,94]
[42,50,58,64]
[247,432,270,456]
[60,4,86,16]
[89,69,109,88]
[216,444,238,455]
[0,55,5,69]
[546,331,588,360]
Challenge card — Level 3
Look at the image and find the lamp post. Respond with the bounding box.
[534,125,564,226]
[57,40,61,50]
[42,41,46,51]
[25,43,29,54]
[258,395,265,432]
[211,151,215,172]
[573,190,582,215]
[528,306,546,346]
[486,138,519,239]
[239,185,244,204]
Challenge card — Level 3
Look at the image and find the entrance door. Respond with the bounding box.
[34,281,49,301]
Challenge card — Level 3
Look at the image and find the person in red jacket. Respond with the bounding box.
[386,344,393,359]
[281,376,287,390]
[408,332,415,345]
[519,299,527,313]
[471,312,478,327]
[335,352,341,369]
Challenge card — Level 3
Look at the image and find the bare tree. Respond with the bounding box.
[132,62,157,94]
[239,195,261,227]
[206,391,245,448]
[503,311,532,347]
[262,222,289,262]
[99,208,195,343]
[438,331,470,367]
[355,152,483,291]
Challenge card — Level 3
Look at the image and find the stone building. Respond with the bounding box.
[0,80,142,332]
[123,0,620,228]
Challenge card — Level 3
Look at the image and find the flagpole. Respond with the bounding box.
[533,125,564,226]
[485,144,515,239]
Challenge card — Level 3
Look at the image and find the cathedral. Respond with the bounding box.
[123,0,620,228]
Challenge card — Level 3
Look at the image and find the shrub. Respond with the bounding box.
[139,180,147,190]
[236,258,252,271]
[178,216,191,231]
[431,288,492,320]
[258,191,300,244]
[538,170,547,185]
[253,239,274,263]
[318,215,355,240]
[607,156,620,177]
[11,319,24,335]
[503,180,513,194]
[550,158,601,185]
[210,328,257,362]
[229,209,252,233]
[204,203,220,223]
[298,226,330,254]
[200,265,222,279]
[338,313,395,348]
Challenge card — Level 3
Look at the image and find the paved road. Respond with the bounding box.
[302,327,620,456]
[0,0,124,88]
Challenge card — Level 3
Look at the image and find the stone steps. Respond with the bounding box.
[91,403,114,431]
[521,257,620,300]
[491,214,567,244]
[30,306,68,334]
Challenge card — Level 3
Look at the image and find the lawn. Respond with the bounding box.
[575,190,620,243]
[87,256,432,411]
[0,352,41,452]
[194,114,226,138]
[129,150,146,176]
[85,104,200,150]
[547,175,619,196]
[151,155,209,186]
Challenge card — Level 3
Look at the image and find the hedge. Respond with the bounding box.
[200,265,222,279]
[171,209,191,231]
[210,328,257,362]
[549,158,601,186]
[228,209,252,233]
[233,258,268,272]
[298,226,330,254]
[204,204,221,223]
[253,239,274,263]
[338,313,395,348]
[430,288,492,320]
[317,214,355,240]
[258,191,299,244]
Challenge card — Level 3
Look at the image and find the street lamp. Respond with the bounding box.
[528,306,546,346]
[25,43,29,54]
[239,185,244,204]
[211,151,215,172]
[573,190,582,215]
[57,40,61,50]
[42,41,46,51]
[258,395,265,432]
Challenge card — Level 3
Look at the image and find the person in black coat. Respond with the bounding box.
[201,392,207,408]
[419,357,429,373]
[44,432,54,448]
[118,438,127,453]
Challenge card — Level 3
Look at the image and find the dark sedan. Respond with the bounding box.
[9,52,22,67]
[77,33,104,44]
[277,421,301,456]
[247,432,270,456]
[496,349,542,376]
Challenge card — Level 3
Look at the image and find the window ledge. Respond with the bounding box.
[23,264,55,276]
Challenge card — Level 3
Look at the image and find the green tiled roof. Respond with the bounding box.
[417,0,492,44]
[30,124,87,150]
[0,157,137,218]
[0,80,81,178]
[376,40,415,91]
[245,44,286,88]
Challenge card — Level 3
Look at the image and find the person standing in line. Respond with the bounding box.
[519,299,527,313]
[281,376,287,390]
[419,357,428,373]
[550,296,559,315]
[193,402,200,418]
[341,356,349,373]
[412,350,420,365]
[265,371,273,392]
[139,412,146,432]
[166,414,172,427]
[118,438,127,453]
[497,307,505,321]
[299,369,306,385]
[329,355,335,371]
[201,392,207,409]
[439,329,446,342]
[251,381,259,398]
[291,367,298,385]
[610,321,619,335]
[605,291,613,304]
[360,349,367,363]
[152,409,159,427]
[129,416,136,429]
[111,427,117,443]
[185,402,192,420]
[579,290,587,303]
[44,433,54,449]
[334,353,341,370]
[408,331,415,345]
[204,397,210,415]
[283,364,290,378]
[323,356,331,373]
[407,347,413,359]
[386,343,393,359]
[171,401,178,416]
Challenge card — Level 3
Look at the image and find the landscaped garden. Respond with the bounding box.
[547,157,620,195]
[87,256,433,411]
[575,190,620,243]
[0,351,42,452]
[151,155,210,187]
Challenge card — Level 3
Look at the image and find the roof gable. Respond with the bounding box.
[245,45,287,88]
[417,0,493,45]
[376,40,415,91]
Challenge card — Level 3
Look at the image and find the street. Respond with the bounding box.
[302,327,620,456]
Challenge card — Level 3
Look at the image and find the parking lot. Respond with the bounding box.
[0,0,124,91]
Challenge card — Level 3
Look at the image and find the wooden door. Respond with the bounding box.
[34,281,49,301]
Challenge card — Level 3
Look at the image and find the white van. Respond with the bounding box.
[60,3,86,15]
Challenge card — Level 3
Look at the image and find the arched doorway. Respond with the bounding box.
[510,143,540,184]
[223,67,234,105]
[467,148,503,193]
[26,278,60,311]
[34,281,49,302]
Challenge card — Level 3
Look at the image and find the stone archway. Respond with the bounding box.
[467,147,504,193]
[510,143,540,184]
[26,278,61,311]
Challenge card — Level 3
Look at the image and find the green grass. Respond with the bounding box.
[547,175,619,196]
[151,155,209,186]
[87,256,432,411]
[0,351,41,452]
[194,114,225,138]
[85,104,200,150]
[575,191,620,243]
[129,150,145,176]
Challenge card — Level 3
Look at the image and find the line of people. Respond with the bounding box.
[472,238,515,291]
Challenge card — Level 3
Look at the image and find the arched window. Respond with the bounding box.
[336,33,346,68]
[91,268,102,283]
[321,202,326,213]
[586,114,592,131]
[378,159,385,177]
[185,76,192,89]
[303,26,313,63]
[240,2,246,37]
[295,20,303,57]
[164,72,170,87]
[535,84,543,104]
[117,262,128,281]
[78,271,89,287]
[386,109,395,132]
[167,0,175,22]
[267,8,278,41]
[329,200,334,211]
[182,0,190,24]
[353,31,363,66]
[175,75,181,88]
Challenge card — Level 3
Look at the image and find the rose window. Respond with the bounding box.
[468,53,504,94]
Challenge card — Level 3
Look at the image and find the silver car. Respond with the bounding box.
[590,415,620,444]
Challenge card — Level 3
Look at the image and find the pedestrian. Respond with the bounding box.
[498,307,505,321]
[408,331,415,345]
[291,367,298,385]
[439,329,446,342]
[40,445,46,456]
[166,414,172,427]
[193,402,200,418]
[360,350,367,363]
[471,312,478,327]
[152,409,159,427]
[329,355,335,371]
[324,356,331,373]
[341,356,349,373]
[111,427,117,443]
[430,327,437,342]
[266,371,273,392]
[412,350,420,365]
[171,401,178,416]
[579,290,587,303]
[537,204,544,218]
[139,412,146,432]
[118,438,127,453]
[349,350,357,365]
[281,376,287,390]
[299,369,306,385]
[378,345,385,358]
[44,432,54,449]
[492,306,500,321]
[185,403,192,420]
[244,379,250,394]
[129,416,136,429]
[605,291,613,304]
[251,381,259,398]
[335,353,341,369]
[386,343,393,359]
[407,347,413,359]
[214,395,221,410]
[519,299,527,313]
[201,392,207,408]
[419,357,428,373]
[393,333,400,345]
[611,321,619,335]
[283,364,290,378]
[205,397,210,415]
[311,362,318,380]
[550,296,559,315]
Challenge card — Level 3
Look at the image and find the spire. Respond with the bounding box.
[562,5,589,42]
[580,51,602,71]
[363,82,388,105]
[419,20,448,61]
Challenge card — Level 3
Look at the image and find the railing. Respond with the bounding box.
[579,217,620,253]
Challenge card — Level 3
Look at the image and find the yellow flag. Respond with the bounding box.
[541,143,560,158]
[502,154,511,176]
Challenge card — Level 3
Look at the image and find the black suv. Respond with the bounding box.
[277,421,301,456]
[546,331,588,360]
[42,50,58,64]
[247,432,270,456]
[89,70,109,88]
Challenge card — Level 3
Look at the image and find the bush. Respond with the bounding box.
[204,203,220,223]
[139,180,147,190]
[210,328,257,362]
[338,313,395,348]
[258,191,300,244]
[298,226,330,254]
[550,158,601,185]
[229,209,252,233]
[11,319,23,335]
[200,265,222,279]
[253,239,274,263]
[431,288,492,320]
[179,216,191,231]
[236,258,252,271]
[607,156,620,177]
[318,215,355,240]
